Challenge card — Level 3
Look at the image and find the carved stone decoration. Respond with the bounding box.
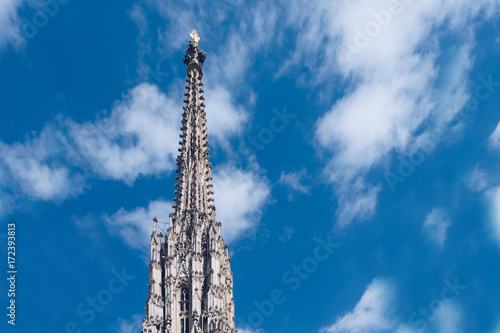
[183,31,207,67]
[142,31,236,333]
[190,30,201,45]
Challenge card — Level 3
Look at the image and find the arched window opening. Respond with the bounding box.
[180,288,189,312]
[180,288,190,333]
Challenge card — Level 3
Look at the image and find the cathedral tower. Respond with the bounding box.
[142,31,237,333]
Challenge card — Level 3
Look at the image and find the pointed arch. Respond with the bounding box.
[179,286,190,333]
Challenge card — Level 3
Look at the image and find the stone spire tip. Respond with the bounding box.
[183,30,207,68]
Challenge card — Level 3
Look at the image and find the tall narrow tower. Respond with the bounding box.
[142,31,237,333]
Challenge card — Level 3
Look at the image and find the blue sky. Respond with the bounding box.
[1,0,500,332]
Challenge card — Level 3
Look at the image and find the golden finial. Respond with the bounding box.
[190,29,200,46]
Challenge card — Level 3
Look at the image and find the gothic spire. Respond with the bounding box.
[142,31,236,333]
[173,30,215,230]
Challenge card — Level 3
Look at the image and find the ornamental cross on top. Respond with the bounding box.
[183,30,207,68]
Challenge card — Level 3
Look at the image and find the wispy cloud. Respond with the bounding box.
[131,0,280,149]
[0,81,250,210]
[0,124,85,201]
[205,0,279,87]
[433,302,463,333]
[335,179,380,229]
[115,314,143,333]
[67,83,181,185]
[278,168,311,201]
[237,328,265,333]
[320,277,396,333]
[0,0,24,54]
[395,301,463,333]
[493,321,500,333]
[488,121,500,149]
[280,0,499,227]
[102,199,173,254]
[205,85,248,149]
[279,225,294,242]
[0,188,14,217]
[0,83,179,205]
[213,163,271,243]
[422,207,451,249]
[99,163,270,254]
[321,277,465,333]
[488,186,500,246]
[143,0,278,78]
[466,166,491,192]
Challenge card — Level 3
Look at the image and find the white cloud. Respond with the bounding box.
[488,186,500,245]
[67,83,181,185]
[135,0,279,133]
[115,314,143,333]
[422,207,451,249]
[72,213,103,245]
[279,225,294,241]
[102,199,173,253]
[320,277,396,333]
[205,0,279,86]
[237,329,265,333]
[488,121,500,148]
[335,179,380,229]
[466,166,490,192]
[146,0,278,82]
[281,0,499,227]
[394,324,418,333]
[278,168,311,200]
[0,189,14,217]
[0,0,23,53]
[282,0,496,82]
[100,163,270,252]
[0,125,85,201]
[205,86,248,148]
[0,81,252,210]
[395,301,463,333]
[493,321,500,333]
[130,4,148,38]
[433,302,462,333]
[0,83,179,206]
[322,279,463,333]
[212,163,271,243]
